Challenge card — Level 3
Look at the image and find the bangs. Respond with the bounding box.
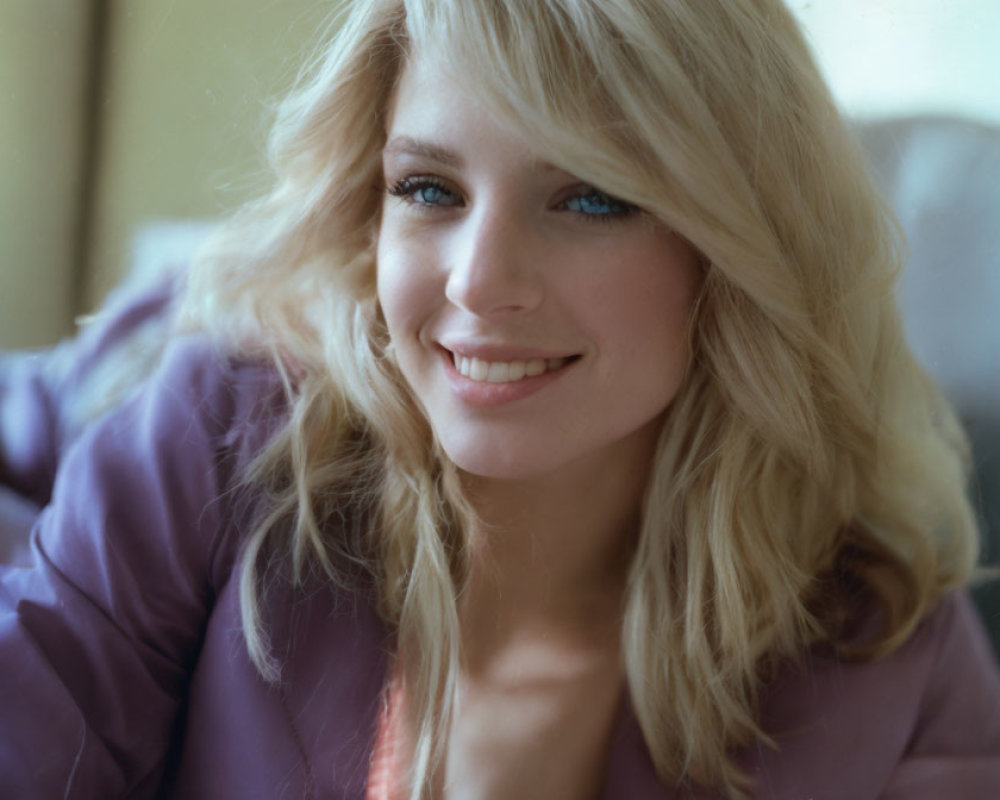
[398,0,687,214]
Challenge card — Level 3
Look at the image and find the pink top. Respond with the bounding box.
[366,673,406,800]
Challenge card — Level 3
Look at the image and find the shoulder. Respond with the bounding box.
[90,332,286,479]
[867,593,1000,798]
[744,592,1000,799]
[0,335,291,795]
[897,592,1000,753]
[41,333,289,593]
[137,333,288,468]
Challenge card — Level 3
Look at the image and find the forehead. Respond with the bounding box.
[382,54,540,165]
[384,55,468,131]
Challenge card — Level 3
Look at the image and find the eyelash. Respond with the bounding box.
[385,176,640,223]
[386,177,460,208]
[559,188,640,223]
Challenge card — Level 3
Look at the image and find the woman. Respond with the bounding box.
[2,1,998,798]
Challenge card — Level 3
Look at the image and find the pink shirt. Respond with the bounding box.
[366,673,405,800]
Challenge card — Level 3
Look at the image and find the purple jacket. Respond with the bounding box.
[2,337,1000,799]
[0,269,177,566]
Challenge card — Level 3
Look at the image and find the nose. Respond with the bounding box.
[444,204,544,316]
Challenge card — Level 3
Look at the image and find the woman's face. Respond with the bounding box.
[376,56,701,481]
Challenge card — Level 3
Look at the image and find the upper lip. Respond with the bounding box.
[436,340,580,362]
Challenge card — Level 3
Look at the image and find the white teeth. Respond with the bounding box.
[452,352,571,383]
[486,361,508,382]
[470,358,489,381]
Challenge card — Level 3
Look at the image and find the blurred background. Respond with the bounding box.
[0,0,334,348]
[0,0,998,348]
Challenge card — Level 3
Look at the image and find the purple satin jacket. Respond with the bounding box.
[2,336,1000,799]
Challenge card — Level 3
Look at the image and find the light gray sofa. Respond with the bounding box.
[857,116,1000,652]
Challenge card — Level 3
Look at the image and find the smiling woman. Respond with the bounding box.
[1,1,999,799]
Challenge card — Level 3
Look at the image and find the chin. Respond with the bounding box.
[438,437,567,482]
[445,452,548,482]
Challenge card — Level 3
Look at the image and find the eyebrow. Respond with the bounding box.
[381,135,570,180]
[382,136,464,168]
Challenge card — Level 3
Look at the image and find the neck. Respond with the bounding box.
[457,418,661,665]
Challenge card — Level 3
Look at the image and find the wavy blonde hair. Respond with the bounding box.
[181,1,979,796]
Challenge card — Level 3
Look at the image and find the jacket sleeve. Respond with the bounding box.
[0,270,177,564]
[0,351,61,562]
[0,336,280,799]
[879,591,1000,799]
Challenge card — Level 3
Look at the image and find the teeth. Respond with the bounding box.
[452,353,570,383]
[486,361,509,382]
[470,358,488,381]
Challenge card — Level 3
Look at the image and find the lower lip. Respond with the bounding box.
[441,351,576,407]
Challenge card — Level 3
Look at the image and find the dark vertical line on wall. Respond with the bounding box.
[72,0,111,319]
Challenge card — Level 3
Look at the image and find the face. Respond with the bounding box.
[376,56,701,482]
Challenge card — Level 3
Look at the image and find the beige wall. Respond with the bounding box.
[86,0,339,309]
[0,0,91,348]
[0,0,340,347]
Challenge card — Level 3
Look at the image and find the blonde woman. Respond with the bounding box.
[2,1,998,798]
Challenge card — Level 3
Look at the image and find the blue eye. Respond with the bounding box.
[387,177,461,207]
[562,188,638,219]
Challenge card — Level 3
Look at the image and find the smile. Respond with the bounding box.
[451,353,574,383]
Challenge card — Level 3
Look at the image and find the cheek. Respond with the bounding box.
[376,232,427,343]
[374,231,400,330]
[581,239,700,369]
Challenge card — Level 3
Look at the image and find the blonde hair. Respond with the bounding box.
[182,1,979,796]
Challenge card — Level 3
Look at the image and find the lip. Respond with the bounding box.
[437,345,579,407]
